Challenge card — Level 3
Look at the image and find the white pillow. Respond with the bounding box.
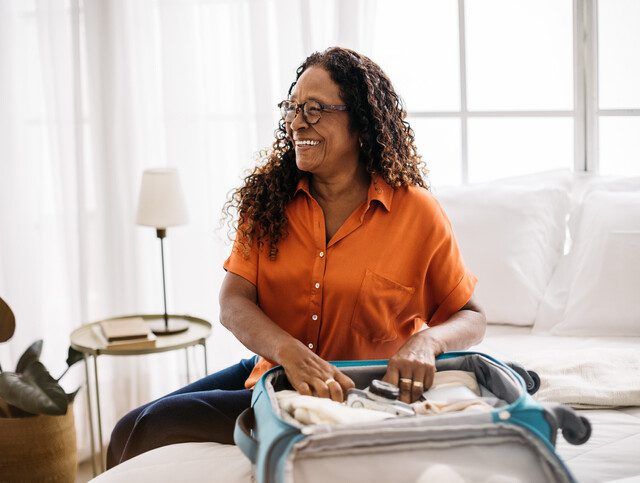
[567,174,640,243]
[488,169,574,191]
[579,174,640,194]
[544,191,640,336]
[437,185,569,326]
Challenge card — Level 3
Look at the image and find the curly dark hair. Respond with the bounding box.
[223,46,428,260]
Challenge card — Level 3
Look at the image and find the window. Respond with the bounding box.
[368,0,639,186]
[597,0,640,176]
[17,0,639,193]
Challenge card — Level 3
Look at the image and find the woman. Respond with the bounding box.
[107,47,485,468]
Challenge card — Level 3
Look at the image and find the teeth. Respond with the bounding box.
[296,140,320,146]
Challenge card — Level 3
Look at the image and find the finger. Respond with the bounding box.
[296,381,312,396]
[411,366,427,403]
[411,379,426,403]
[333,371,354,402]
[424,364,436,391]
[382,364,400,388]
[326,378,344,402]
[333,370,355,393]
[310,378,331,399]
[398,375,412,404]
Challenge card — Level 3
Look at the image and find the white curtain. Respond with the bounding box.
[0,0,374,460]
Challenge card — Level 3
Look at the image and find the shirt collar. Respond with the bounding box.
[368,173,393,212]
[294,175,311,196]
[295,173,394,212]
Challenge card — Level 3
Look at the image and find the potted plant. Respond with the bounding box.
[0,296,83,482]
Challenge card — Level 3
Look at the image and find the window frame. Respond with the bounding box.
[402,0,639,182]
[588,0,640,174]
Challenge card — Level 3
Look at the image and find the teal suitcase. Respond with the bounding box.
[235,351,590,483]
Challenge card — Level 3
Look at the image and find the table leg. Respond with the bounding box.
[93,355,105,472]
[202,341,208,375]
[185,347,191,384]
[83,354,98,477]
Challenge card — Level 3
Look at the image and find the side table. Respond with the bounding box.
[70,314,212,476]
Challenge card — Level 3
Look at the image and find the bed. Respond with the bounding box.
[93,172,640,482]
[92,325,640,483]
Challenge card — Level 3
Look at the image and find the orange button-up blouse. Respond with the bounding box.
[223,174,477,389]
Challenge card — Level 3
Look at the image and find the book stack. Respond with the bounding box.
[93,317,157,350]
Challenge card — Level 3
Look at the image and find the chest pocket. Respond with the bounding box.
[350,269,415,342]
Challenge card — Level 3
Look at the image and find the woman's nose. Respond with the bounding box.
[290,108,309,131]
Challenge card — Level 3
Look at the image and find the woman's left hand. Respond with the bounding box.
[382,332,444,403]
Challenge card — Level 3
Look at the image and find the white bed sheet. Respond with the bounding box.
[92,442,251,483]
[92,327,640,483]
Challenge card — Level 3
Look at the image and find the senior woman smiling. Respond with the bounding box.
[107,46,485,468]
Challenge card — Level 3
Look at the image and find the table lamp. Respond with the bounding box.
[136,168,189,335]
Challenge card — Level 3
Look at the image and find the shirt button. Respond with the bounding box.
[314,282,320,289]
[308,343,314,349]
[319,251,324,258]
[312,314,318,321]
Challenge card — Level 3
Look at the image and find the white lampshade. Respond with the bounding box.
[136,168,189,228]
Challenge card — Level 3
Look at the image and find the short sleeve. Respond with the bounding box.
[223,225,259,286]
[424,202,477,326]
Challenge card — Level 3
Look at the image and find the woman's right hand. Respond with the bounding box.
[278,341,355,402]
[220,274,354,401]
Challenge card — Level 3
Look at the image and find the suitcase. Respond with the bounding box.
[235,351,591,483]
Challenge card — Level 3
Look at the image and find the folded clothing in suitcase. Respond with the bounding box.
[235,351,591,483]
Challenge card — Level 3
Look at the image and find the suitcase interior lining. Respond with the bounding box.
[266,354,523,413]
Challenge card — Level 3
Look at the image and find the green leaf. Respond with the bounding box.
[0,361,68,415]
[57,346,85,382]
[65,346,84,369]
[6,403,34,418]
[16,340,43,373]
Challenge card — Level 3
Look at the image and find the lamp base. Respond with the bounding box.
[147,319,189,336]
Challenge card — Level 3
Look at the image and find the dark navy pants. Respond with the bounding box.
[106,356,256,468]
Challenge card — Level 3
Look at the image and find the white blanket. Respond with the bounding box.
[514,348,640,408]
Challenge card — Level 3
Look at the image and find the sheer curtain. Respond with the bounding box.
[0,0,374,459]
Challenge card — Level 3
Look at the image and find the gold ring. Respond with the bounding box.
[412,381,424,388]
[399,378,412,387]
[324,378,336,385]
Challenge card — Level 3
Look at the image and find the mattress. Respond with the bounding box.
[92,326,640,483]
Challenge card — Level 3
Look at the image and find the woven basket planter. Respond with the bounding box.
[0,403,77,482]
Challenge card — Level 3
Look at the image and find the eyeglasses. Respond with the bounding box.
[278,99,348,125]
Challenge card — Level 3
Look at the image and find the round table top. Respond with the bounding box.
[70,314,212,356]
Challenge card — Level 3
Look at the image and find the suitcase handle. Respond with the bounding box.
[234,407,258,463]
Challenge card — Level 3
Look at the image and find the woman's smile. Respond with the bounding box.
[295,139,322,153]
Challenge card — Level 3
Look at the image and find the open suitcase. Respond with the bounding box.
[235,351,591,483]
